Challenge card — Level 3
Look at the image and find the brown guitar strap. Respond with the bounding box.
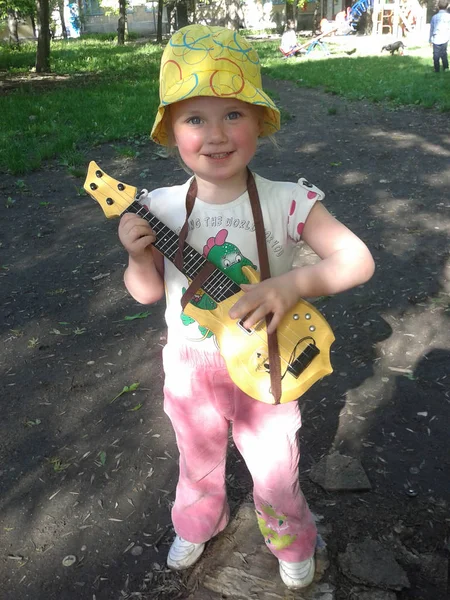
[174,178,216,310]
[246,170,282,404]
[174,177,197,273]
[175,171,282,404]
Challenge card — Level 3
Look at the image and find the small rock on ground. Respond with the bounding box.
[309,451,371,491]
[339,539,409,590]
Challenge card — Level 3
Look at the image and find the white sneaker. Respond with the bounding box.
[167,535,205,570]
[279,556,315,589]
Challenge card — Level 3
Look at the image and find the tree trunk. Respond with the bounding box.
[77,0,84,34]
[177,0,189,29]
[58,0,68,39]
[118,0,126,45]
[36,0,51,73]
[286,1,294,22]
[30,14,37,38]
[224,0,242,29]
[166,1,175,33]
[8,10,20,45]
[313,0,321,33]
[157,0,164,42]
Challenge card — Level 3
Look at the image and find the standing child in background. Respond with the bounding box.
[118,24,375,590]
[429,0,450,72]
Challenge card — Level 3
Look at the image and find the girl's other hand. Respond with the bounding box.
[119,213,156,258]
[228,274,299,335]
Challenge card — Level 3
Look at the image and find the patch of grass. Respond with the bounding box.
[68,166,86,178]
[1,37,449,174]
[0,37,160,73]
[258,40,450,112]
[279,106,292,123]
[15,178,27,190]
[114,145,140,158]
[0,39,162,174]
[59,148,86,168]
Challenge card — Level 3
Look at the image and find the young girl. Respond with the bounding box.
[118,24,375,590]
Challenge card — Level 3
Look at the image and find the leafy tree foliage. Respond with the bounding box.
[1,0,37,42]
[0,0,36,20]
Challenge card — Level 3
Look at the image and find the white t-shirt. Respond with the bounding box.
[280,29,298,53]
[139,173,323,352]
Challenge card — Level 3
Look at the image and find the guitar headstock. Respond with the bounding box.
[83,161,137,219]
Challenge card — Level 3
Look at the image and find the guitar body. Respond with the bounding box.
[183,266,335,404]
[83,161,335,405]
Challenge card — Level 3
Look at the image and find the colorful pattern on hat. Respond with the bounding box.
[151,24,280,145]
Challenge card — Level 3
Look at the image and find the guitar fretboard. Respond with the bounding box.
[126,201,241,303]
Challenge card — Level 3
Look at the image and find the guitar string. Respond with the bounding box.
[90,180,323,370]
[133,205,237,295]
[136,207,242,300]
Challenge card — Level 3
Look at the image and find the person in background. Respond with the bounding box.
[319,17,335,35]
[280,19,302,57]
[429,0,450,72]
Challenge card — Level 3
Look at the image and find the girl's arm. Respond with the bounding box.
[229,202,375,333]
[289,201,375,296]
[119,213,165,305]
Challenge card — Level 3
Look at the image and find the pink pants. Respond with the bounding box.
[162,345,317,562]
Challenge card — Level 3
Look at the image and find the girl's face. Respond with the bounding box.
[170,96,263,187]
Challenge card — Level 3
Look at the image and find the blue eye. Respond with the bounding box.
[187,116,201,125]
[227,111,241,120]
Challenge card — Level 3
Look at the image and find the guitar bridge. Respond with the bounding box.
[287,344,320,378]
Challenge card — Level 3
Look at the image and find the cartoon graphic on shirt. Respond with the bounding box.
[203,229,256,282]
[180,288,216,338]
[256,504,297,550]
[180,229,257,340]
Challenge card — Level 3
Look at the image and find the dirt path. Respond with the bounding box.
[0,77,449,600]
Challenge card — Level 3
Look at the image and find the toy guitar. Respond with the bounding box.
[84,161,335,404]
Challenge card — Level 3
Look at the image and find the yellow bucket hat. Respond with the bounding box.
[151,24,280,146]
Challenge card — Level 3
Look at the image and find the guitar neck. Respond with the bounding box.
[126,201,241,303]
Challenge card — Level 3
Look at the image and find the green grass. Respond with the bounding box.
[0,36,449,174]
[257,40,450,111]
[0,39,162,174]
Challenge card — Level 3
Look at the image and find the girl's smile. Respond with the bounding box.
[205,152,233,160]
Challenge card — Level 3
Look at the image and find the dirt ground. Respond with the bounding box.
[1,75,449,600]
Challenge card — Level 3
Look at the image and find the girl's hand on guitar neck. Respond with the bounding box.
[119,213,157,258]
[119,213,165,305]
